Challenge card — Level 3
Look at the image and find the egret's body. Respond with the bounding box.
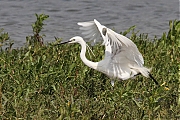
[62,19,158,86]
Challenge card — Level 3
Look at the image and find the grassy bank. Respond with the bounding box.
[0,14,179,119]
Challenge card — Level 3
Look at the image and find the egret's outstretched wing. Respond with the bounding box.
[78,19,144,66]
[78,20,102,46]
[106,28,144,66]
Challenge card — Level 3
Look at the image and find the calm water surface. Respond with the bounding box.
[0,0,179,47]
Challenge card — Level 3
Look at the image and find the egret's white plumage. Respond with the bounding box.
[62,19,158,86]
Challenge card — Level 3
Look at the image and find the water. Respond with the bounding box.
[0,0,179,47]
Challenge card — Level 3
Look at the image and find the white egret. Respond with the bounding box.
[61,19,158,86]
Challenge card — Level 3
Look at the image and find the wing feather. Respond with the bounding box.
[78,21,94,26]
[78,19,144,66]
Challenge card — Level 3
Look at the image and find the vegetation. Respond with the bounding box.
[0,14,179,119]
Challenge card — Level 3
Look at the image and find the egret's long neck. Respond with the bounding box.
[79,40,98,70]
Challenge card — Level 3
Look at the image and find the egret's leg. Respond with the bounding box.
[149,73,159,85]
[111,80,115,87]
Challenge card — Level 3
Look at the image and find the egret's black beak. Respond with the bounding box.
[55,41,69,46]
[60,41,69,44]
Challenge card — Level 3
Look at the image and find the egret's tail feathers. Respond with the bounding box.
[131,66,151,77]
[134,66,151,78]
[130,65,159,85]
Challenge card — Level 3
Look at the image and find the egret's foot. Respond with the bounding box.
[111,80,115,87]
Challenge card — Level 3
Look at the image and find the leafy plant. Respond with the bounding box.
[0,14,179,119]
[26,13,49,47]
[0,28,13,51]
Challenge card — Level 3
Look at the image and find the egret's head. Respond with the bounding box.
[68,36,83,44]
[61,36,83,44]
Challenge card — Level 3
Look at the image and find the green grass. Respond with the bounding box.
[0,14,179,119]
